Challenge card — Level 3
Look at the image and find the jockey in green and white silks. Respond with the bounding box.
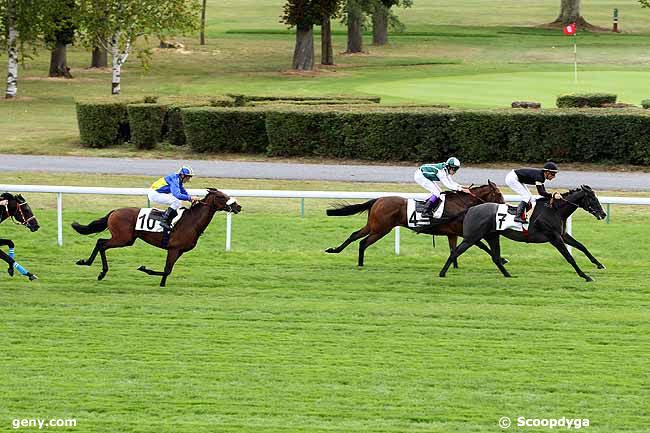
[148,166,199,230]
[414,157,469,217]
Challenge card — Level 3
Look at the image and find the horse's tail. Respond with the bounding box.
[71,212,112,235]
[326,199,378,216]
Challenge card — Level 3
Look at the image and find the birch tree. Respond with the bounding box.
[77,0,199,95]
[0,0,49,98]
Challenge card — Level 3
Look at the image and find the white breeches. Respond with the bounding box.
[414,169,442,196]
[505,170,535,203]
[148,190,182,210]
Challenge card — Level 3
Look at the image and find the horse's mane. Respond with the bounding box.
[188,188,222,211]
[441,184,490,196]
[1,192,14,200]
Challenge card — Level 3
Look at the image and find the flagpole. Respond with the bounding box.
[573,32,578,86]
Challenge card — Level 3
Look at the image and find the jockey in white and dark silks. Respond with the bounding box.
[148,166,199,230]
[505,161,559,224]
[414,157,470,217]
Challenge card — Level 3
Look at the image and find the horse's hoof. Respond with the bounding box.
[597,264,606,270]
[504,273,512,278]
[76,259,87,266]
[137,265,147,272]
[27,274,38,281]
[439,273,446,278]
[325,248,336,254]
[584,275,594,282]
[98,272,106,281]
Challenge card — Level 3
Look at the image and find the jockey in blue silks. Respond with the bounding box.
[148,166,199,230]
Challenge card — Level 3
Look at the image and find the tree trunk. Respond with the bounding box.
[347,6,363,53]
[110,33,130,95]
[200,0,207,45]
[292,25,314,70]
[49,40,72,78]
[321,17,334,65]
[372,3,389,45]
[5,0,18,99]
[554,0,581,26]
[91,46,108,68]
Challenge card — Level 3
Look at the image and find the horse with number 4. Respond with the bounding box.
[0,193,39,281]
[325,181,506,266]
[72,188,241,287]
[439,185,607,281]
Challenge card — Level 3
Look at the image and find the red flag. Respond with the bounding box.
[563,23,577,35]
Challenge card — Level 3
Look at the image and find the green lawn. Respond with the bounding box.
[2,1,650,156]
[1,175,649,432]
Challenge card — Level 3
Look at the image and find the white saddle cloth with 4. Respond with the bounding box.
[407,195,446,228]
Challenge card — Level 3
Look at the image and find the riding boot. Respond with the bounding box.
[422,195,439,217]
[159,208,178,231]
[514,201,528,224]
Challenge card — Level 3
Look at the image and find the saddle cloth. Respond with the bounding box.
[495,204,529,232]
[407,195,446,228]
[135,208,186,233]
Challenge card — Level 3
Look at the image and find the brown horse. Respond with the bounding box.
[72,188,241,287]
[325,181,505,266]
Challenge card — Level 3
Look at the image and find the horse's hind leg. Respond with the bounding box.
[484,234,511,277]
[76,238,105,267]
[439,239,475,277]
[358,229,391,267]
[92,237,135,281]
[326,225,370,254]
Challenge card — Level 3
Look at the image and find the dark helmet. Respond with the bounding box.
[543,162,559,172]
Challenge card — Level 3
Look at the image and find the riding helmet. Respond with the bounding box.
[446,157,461,170]
[543,161,559,172]
[178,166,195,177]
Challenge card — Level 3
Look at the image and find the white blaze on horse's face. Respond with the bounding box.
[226,198,236,206]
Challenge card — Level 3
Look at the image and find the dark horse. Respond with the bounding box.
[72,188,241,287]
[325,181,505,266]
[0,193,39,281]
[439,185,607,281]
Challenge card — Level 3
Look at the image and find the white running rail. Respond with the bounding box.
[2,184,647,252]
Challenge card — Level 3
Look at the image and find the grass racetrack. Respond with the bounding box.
[2,175,649,432]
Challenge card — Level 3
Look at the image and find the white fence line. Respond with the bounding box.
[2,184,648,252]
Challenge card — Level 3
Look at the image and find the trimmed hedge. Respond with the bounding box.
[642,99,650,109]
[127,103,168,150]
[182,107,269,153]
[226,93,381,105]
[76,97,145,147]
[556,93,617,108]
[250,99,378,106]
[180,105,650,164]
[158,96,235,145]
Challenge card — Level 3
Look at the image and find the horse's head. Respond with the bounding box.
[565,185,607,220]
[1,193,40,232]
[203,188,242,214]
[470,180,505,204]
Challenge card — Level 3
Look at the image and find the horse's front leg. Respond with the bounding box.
[160,250,183,287]
[0,249,15,277]
[447,235,459,269]
[474,240,509,265]
[562,233,605,269]
[549,234,593,282]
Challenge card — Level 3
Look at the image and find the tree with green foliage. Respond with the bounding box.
[77,0,199,95]
[372,0,412,46]
[0,0,51,97]
[282,0,341,70]
[45,0,76,78]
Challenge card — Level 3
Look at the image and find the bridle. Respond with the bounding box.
[194,194,238,212]
[0,197,36,228]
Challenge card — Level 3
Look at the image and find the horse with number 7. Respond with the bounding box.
[71,189,241,287]
[439,185,607,281]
